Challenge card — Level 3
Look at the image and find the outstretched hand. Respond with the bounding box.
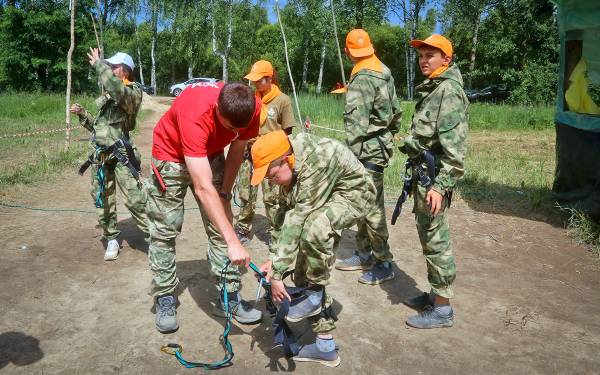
[69,103,83,115]
[87,47,100,66]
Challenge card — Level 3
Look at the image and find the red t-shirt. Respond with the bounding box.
[152,81,261,162]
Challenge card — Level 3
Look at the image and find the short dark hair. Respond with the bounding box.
[218,82,256,128]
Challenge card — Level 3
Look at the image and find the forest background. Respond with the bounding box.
[0,0,558,104]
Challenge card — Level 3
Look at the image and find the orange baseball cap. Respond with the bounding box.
[250,130,291,186]
[345,29,375,58]
[410,34,453,57]
[244,60,274,82]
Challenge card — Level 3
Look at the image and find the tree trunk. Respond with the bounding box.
[188,61,193,80]
[301,38,309,91]
[468,12,481,88]
[65,0,76,150]
[211,0,233,82]
[95,0,104,58]
[150,0,157,93]
[133,4,144,86]
[316,36,327,94]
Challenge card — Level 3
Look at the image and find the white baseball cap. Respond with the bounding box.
[105,52,135,70]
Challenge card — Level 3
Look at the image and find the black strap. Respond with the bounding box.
[78,152,95,175]
[361,160,384,174]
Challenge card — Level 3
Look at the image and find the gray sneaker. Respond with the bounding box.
[403,292,434,310]
[406,305,454,329]
[294,338,340,367]
[213,293,262,324]
[286,288,323,323]
[335,251,373,271]
[155,295,179,333]
[358,261,395,285]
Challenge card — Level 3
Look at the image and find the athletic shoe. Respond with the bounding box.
[104,239,120,261]
[358,261,395,285]
[155,295,179,333]
[406,305,454,329]
[285,288,323,323]
[334,251,373,271]
[294,338,340,367]
[213,292,262,324]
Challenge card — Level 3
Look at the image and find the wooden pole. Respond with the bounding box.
[330,0,346,86]
[65,0,76,150]
[275,0,303,128]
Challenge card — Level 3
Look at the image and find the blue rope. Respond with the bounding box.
[163,262,268,370]
[94,163,106,209]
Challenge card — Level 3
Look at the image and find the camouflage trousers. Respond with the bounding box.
[234,158,279,235]
[145,154,241,297]
[355,169,393,261]
[414,184,456,299]
[90,150,149,241]
[293,189,383,334]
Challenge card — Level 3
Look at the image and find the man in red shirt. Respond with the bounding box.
[146,82,263,333]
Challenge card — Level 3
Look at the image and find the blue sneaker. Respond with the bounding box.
[285,288,323,323]
[406,305,454,329]
[155,295,179,333]
[294,337,340,367]
[335,251,373,271]
[358,261,395,285]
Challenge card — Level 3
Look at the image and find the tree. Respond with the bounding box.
[211,0,233,82]
[389,0,429,100]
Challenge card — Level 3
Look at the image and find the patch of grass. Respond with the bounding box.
[0,93,150,191]
[0,144,87,187]
[295,93,557,214]
[563,207,600,256]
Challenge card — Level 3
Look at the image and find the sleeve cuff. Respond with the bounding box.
[431,184,447,196]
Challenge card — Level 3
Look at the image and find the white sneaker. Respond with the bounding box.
[104,239,120,261]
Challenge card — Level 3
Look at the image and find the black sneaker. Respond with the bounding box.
[403,292,434,310]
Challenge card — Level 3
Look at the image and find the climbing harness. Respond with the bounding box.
[391,150,437,225]
[161,262,334,368]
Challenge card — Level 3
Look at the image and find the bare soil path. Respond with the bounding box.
[1,97,599,374]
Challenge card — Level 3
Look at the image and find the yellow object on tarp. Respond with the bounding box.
[565,59,600,115]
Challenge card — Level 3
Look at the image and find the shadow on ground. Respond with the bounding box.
[0,331,44,369]
[458,176,564,227]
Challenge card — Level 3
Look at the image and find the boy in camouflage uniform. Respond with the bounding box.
[252,130,393,367]
[335,29,401,285]
[234,60,295,243]
[400,34,468,329]
[70,48,148,261]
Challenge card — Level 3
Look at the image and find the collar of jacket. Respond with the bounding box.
[351,54,383,78]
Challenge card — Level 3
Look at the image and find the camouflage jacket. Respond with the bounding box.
[270,133,377,280]
[400,63,469,195]
[78,61,143,148]
[344,62,402,167]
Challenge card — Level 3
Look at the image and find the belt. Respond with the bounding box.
[361,160,384,174]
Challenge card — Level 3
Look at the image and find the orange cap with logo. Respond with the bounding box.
[410,34,453,57]
[244,60,274,82]
[345,29,375,58]
[250,130,292,186]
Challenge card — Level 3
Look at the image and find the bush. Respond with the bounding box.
[508,62,558,105]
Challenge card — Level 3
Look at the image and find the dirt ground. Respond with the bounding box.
[1,97,599,375]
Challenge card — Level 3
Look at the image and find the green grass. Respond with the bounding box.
[0,93,150,191]
[295,93,557,215]
[563,208,600,257]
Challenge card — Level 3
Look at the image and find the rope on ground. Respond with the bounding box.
[0,126,83,140]
[306,122,346,133]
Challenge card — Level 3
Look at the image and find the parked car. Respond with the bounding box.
[169,77,220,97]
[467,84,511,103]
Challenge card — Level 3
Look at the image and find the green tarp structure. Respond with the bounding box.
[551,0,600,220]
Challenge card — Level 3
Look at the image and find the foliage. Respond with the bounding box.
[563,207,600,257]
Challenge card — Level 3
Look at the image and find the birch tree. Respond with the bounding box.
[211,0,234,82]
[65,0,76,150]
